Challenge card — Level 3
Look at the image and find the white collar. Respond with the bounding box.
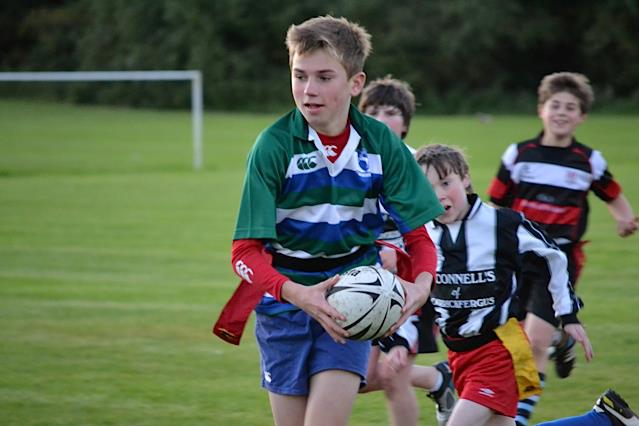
[307,125,361,177]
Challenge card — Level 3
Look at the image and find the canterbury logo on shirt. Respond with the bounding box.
[296,154,317,170]
[234,260,254,283]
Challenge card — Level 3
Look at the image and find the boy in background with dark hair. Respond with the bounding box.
[359,75,416,140]
[488,72,637,426]
[358,76,457,426]
[215,16,443,426]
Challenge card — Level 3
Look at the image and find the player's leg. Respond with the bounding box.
[535,412,611,426]
[359,345,383,393]
[380,353,419,426]
[255,311,315,425]
[448,340,519,426]
[411,364,440,389]
[516,313,553,426]
[551,242,586,379]
[268,393,307,426]
[306,318,371,426]
[524,313,555,373]
[516,260,558,426]
[412,362,457,416]
[424,361,457,426]
[551,329,577,379]
[305,370,361,426]
[376,317,421,425]
[592,389,639,426]
[447,399,515,426]
[412,303,458,425]
[520,255,558,376]
[536,389,639,426]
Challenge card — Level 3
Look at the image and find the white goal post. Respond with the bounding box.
[0,70,204,170]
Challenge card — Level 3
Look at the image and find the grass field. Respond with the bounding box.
[0,99,637,425]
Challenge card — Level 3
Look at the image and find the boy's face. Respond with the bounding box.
[538,91,586,139]
[422,165,470,225]
[363,105,407,139]
[291,49,365,136]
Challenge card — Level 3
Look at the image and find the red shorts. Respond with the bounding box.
[448,339,518,417]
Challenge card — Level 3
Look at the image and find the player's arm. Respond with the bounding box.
[388,226,436,334]
[516,217,581,320]
[487,144,518,207]
[563,323,594,362]
[231,239,288,300]
[516,218,594,361]
[606,194,638,237]
[376,314,418,353]
[589,151,637,237]
[231,239,349,343]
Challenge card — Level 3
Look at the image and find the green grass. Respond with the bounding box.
[0,99,637,425]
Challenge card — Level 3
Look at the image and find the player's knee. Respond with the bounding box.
[528,335,551,355]
[361,373,382,393]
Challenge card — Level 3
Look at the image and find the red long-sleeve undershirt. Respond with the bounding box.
[230,226,437,302]
[230,239,289,301]
[402,225,437,281]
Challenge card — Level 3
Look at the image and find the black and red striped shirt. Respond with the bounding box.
[488,134,621,245]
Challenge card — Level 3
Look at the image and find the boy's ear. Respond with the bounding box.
[350,71,366,97]
[462,174,471,189]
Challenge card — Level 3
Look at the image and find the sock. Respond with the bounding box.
[429,371,443,393]
[515,372,545,426]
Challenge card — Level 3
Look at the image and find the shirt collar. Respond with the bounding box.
[291,104,371,142]
[430,193,482,228]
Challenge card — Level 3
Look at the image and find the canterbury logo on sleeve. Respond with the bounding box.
[234,260,254,283]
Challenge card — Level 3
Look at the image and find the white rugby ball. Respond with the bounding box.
[326,265,405,340]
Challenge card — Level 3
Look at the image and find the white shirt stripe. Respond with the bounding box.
[276,198,380,225]
[510,162,592,191]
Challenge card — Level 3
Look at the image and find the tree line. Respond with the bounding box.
[1,0,638,113]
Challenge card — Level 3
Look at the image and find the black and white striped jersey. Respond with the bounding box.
[488,135,621,245]
[426,195,580,340]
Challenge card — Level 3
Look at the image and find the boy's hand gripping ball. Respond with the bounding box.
[326,265,405,340]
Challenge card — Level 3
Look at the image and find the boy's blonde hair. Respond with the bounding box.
[358,75,416,138]
[538,72,595,113]
[285,16,372,78]
[414,144,473,193]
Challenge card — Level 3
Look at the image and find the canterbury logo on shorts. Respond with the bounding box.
[296,154,317,170]
[235,260,254,283]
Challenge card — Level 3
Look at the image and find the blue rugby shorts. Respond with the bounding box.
[255,309,371,396]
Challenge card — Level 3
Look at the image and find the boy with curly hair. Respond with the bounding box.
[488,72,637,425]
